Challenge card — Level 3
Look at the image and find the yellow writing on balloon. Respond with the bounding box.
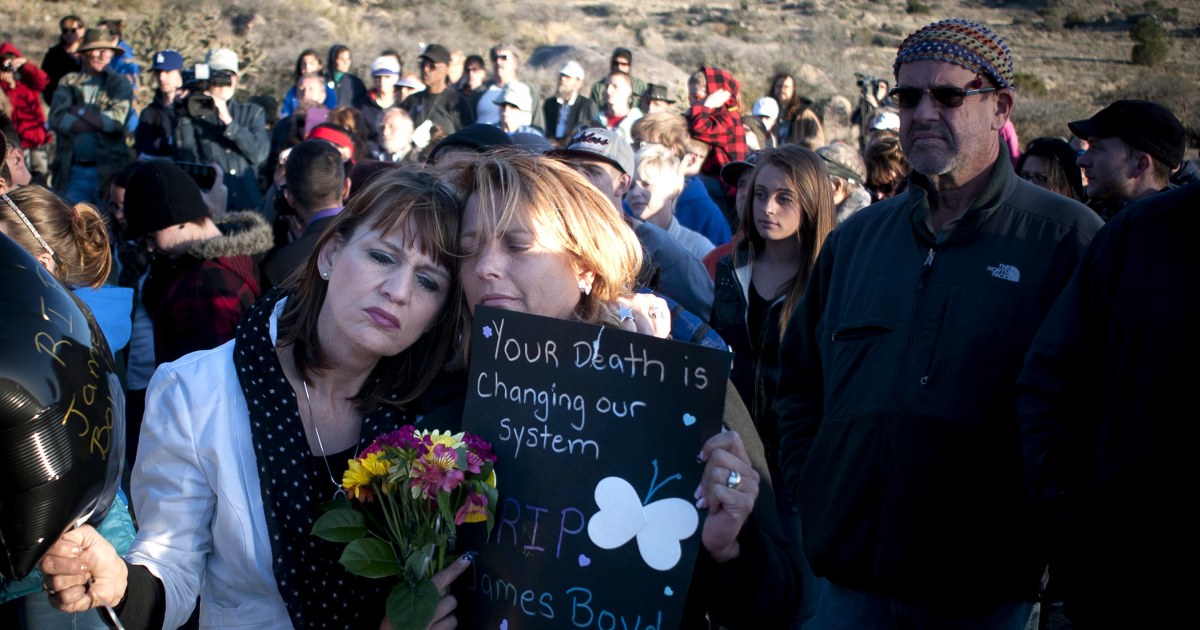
[39,296,74,334]
[34,331,71,367]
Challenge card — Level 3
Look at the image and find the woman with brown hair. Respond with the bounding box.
[447,150,801,627]
[40,168,470,629]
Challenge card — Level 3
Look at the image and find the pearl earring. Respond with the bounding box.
[577,279,591,296]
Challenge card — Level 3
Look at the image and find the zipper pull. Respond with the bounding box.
[923,248,935,268]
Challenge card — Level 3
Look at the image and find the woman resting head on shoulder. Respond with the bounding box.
[448,150,803,626]
[0,185,112,288]
[452,148,648,330]
[38,168,473,630]
[278,166,464,411]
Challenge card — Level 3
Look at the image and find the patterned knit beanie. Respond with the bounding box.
[893,18,1014,89]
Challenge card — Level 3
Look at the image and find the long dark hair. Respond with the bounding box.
[736,146,836,333]
[277,168,463,412]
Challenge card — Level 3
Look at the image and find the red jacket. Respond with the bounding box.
[0,42,51,148]
[686,67,747,179]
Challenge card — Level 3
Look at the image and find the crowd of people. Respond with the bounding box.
[0,12,1195,630]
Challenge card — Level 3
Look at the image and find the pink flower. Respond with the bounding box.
[455,491,490,525]
[363,425,419,455]
[464,433,497,463]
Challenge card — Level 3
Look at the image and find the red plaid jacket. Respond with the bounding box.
[686,67,747,179]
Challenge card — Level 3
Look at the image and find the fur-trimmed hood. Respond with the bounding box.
[189,211,274,260]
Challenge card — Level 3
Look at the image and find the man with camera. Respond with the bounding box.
[47,26,133,205]
[175,48,269,212]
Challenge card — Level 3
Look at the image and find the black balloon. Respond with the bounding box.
[0,233,124,581]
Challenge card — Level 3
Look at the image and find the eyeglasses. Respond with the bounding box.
[888,84,996,109]
[492,54,510,62]
[62,25,83,33]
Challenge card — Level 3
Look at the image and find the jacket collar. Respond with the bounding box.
[907,139,1014,245]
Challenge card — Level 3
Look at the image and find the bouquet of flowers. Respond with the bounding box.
[312,426,498,630]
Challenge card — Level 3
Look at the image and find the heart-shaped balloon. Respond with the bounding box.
[0,233,124,581]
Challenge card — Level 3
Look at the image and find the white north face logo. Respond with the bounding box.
[987,263,1020,282]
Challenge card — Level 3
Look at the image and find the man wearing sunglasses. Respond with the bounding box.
[473,43,542,131]
[776,18,1103,628]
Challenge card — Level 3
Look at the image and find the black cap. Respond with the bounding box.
[123,160,209,239]
[641,83,674,104]
[720,151,760,187]
[612,47,632,64]
[418,44,451,65]
[1068,99,1186,169]
[429,123,512,161]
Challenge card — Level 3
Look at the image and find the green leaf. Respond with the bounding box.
[339,538,402,578]
[404,542,436,580]
[386,580,439,630]
[311,509,367,542]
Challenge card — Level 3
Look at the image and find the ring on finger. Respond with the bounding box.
[726,469,741,490]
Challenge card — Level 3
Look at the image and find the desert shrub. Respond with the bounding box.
[1130,17,1170,67]
[1063,11,1086,28]
[1132,39,1170,66]
[906,0,931,14]
[1013,72,1047,96]
[1130,17,1166,43]
[1142,1,1180,22]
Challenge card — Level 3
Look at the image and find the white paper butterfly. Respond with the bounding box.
[586,476,699,571]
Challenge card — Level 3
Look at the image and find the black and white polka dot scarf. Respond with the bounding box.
[234,290,401,628]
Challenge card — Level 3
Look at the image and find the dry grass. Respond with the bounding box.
[1,0,1196,149]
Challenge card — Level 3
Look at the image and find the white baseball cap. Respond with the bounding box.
[753,97,780,118]
[558,60,585,80]
[205,48,239,75]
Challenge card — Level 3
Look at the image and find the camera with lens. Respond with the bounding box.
[855,73,879,93]
[181,63,234,118]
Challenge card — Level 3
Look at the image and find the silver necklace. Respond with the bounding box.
[301,379,357,500]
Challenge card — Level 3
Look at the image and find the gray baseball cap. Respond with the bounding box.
[547,126,635,175]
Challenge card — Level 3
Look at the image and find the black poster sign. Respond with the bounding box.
[460,306,731,629]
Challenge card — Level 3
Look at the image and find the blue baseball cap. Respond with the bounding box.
[151,50,184,72]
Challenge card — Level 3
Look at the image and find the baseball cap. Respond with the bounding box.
[870,111,900,131]
[753,97,780,118]
[1068,99,1186,168]
[641,84,674,104]
[559,60,585,80]
[150,50,184,72]
[429,123,513,160]
[720,151,760,187]
[418,44,451,66]
[205,48,239,75]
[494,83,533,113]
[371,56,400,76]
[396,75,425,91]
[547,126,635,175]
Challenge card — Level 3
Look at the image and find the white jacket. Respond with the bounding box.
[127,301,290,629]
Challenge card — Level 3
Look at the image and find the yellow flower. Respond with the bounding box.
[343,451,389,501]
[420,429,465,450]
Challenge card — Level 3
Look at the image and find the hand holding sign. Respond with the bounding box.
[695,430,760,563]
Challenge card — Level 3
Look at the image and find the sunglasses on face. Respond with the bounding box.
[888,84,996,109]
[492,54,510,62]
